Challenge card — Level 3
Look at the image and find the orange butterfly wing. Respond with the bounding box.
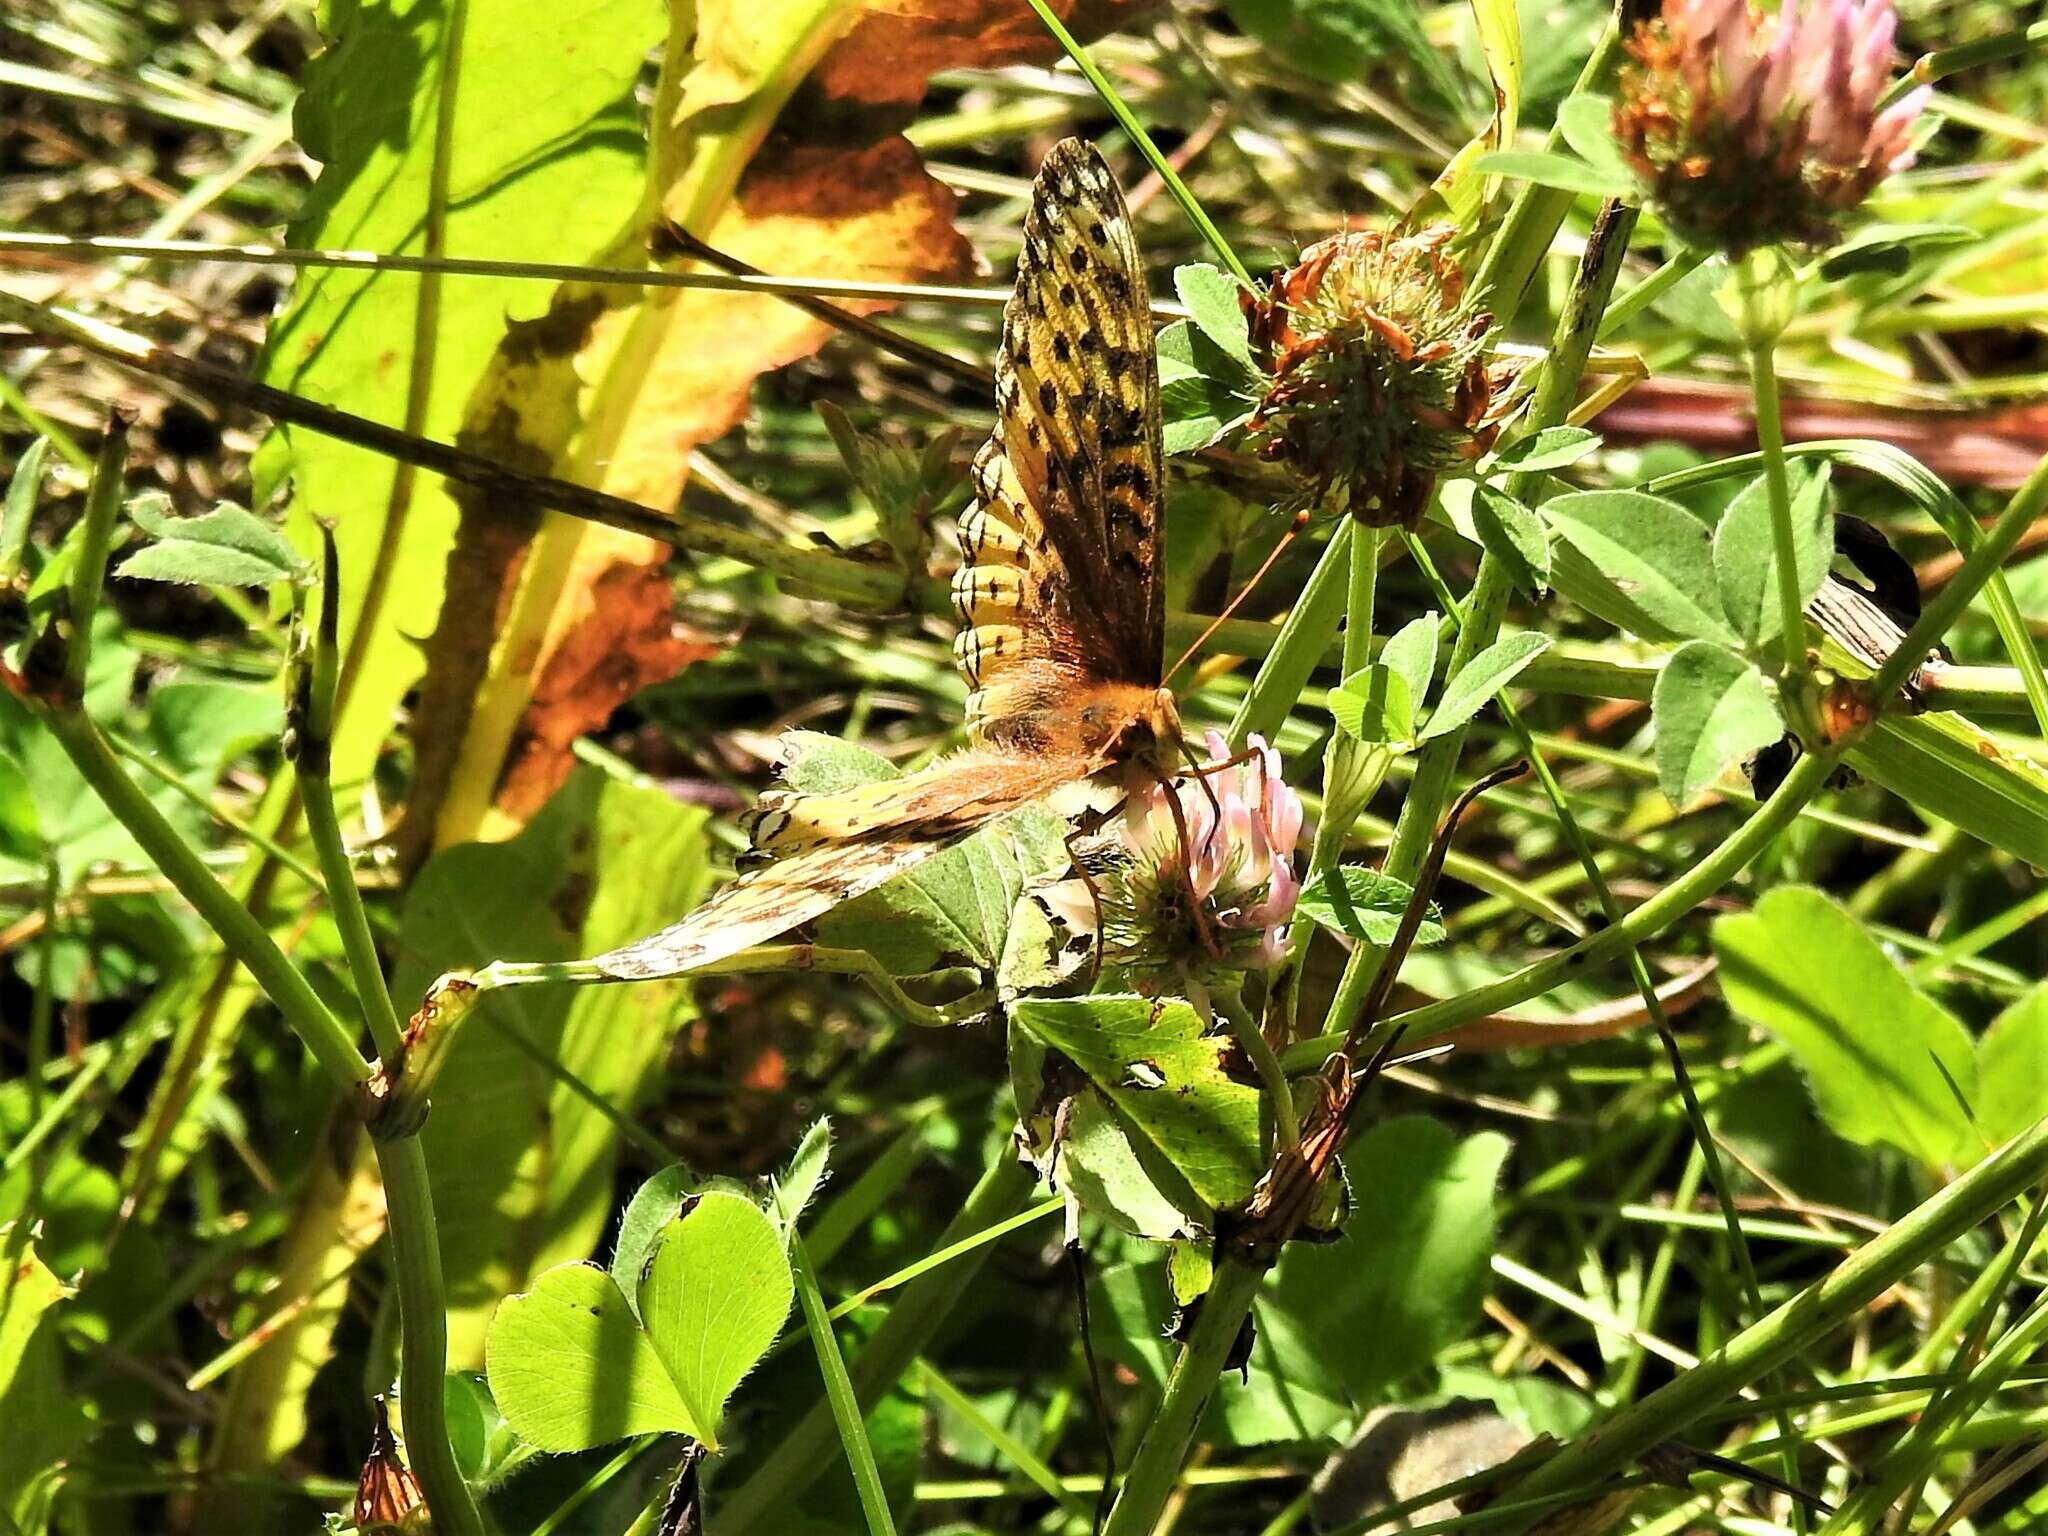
[589,140,1170,985]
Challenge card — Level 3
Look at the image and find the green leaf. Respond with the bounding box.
[260,0,663,785]
[398,767,711,1363]
[1489,425,1600,474]
[774,1118,833,1238]
[1011,996,1263,1212]
[1158,321,1257,455]
[1817,222,1975,280]
[791,735,1068,978]
[639,1193,794,1452]
[1421,632,1551,740]
[1264,1118,1509,1412]
[1553,93,1633,184]
[1545,489,1738,643]
[1472,485,1552,597]
[1056,1089,1212,1241]
[1651,641,1783,805]
[0,1226,86,1531]
[1713,886,1978,1167]
[1379,612,1439,706]
[1329,665,1416,745]
[0,437,49,583]
[1174,263,1255,373]
[1470,148,1629,197]
[485,1263,697,1452]
[1978,983,2048,1147]
[1847,712,2048,871]
[117,496,308,589]
[1711,462,1831,646]
[1297,865,1444,947]
[610,1164,697,1316]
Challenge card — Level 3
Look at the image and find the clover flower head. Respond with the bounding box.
[1041,732,1303,978]
[1615,0,1932,251]
[1240,226,1510,528]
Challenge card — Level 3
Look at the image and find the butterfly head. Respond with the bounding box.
[1076,683,1181,766]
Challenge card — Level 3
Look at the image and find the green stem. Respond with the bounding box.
[33,705,485,1534]
[1283,748,1837,1069]
[1021,0,1254,285]
[1227,519,1354,750]
[1492,1110,2048,1532]
[785,1229,897,1536]
[1467,19,1624,320]
[1872,449,2048,704]
[1101,1256,1266,1536]
[1596,248,1707,340]
[1894,17,2048,98]
[37,707,369,1089]
[716,1154,1037,1534]
[301,532,406,1059]
[1746,340,1811,686]
[63,415,130,701]
[374,1134,484,1536]
[1212,981,1298,1152]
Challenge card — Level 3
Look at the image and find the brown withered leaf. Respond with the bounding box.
[405,132,971,854]
[403,0,1180,857]
[810,0,1156,109]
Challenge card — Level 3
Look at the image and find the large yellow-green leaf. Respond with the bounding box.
[1714,886,1978,1168]
[395,768,710,1362]
[260,0,664,790]
[406,0,977,852]
[1848,711,2048,870]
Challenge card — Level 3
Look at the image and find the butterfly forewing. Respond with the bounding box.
[582,140,1175,986]
[955,139,1166,727]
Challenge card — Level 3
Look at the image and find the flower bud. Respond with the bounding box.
[1241,227,1510,527]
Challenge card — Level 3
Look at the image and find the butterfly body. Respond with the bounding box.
[589,138,1183,986]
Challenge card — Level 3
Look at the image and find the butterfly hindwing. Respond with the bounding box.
[592,748,1098,982]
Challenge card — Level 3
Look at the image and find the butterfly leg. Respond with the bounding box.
[1060,825,1110,985]
[1148,762,1224,959]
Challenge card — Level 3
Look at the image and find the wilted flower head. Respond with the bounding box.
[1241,226,1509,528]
[1615,0,1932,251]
[1042,732,1302,977]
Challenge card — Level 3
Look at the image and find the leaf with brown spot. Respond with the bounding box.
[403,0,1092,854]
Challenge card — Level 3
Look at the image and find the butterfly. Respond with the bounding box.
[590,138,1187,985]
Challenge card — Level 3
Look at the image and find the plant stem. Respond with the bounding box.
[784,1229,897,1536]
[1282,747,1837,1069]
[1212,981,1298,1153]
[374,1134,483,1536]
[1490,1110,2048,1532]
[34,704,484,1534]
[38,707,369,1089]
[1596,248,1707,340]
[1227,519,1354,750]
[716,1154,1037,1534]
[1467,19,1623,319]
[300,531,406,1059]
[1746,339,1810,686]
[63,414,130,701]
[1100,1256,1266,1536]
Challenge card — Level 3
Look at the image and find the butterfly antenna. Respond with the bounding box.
[1162,509,1312,690]
[653,219,991,397]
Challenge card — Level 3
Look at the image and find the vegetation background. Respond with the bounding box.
[1,0,2046,1533]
